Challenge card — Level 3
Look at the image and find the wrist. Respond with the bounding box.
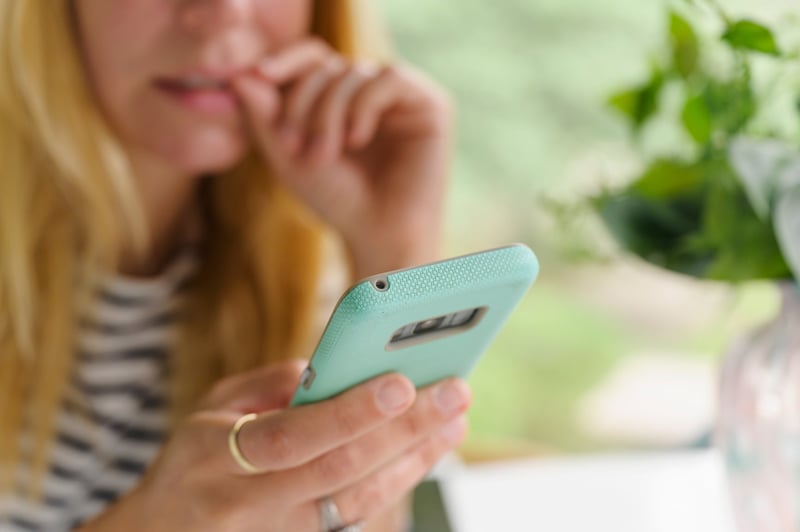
[347,226,442,280]
[74,488,146,532]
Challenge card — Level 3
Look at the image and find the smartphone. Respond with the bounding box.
[412,480,455,532]
[290,244,539,406]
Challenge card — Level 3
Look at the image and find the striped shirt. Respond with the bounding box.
[0,251,197,531]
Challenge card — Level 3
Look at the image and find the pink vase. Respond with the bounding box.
[715,282,800,531]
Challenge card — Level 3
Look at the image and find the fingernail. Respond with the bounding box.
[435,380,469,415]
[441,417,467,444]
[376,378,414,414]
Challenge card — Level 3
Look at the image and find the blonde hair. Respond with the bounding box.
[0,0,390,492]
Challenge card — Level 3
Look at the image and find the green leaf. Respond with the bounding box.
[632,159,707,198]
[593,160,715,278]
[608,89,639,118]
[722,20,781,56]
[670,12,699,78]
[596,193,700,275]
[682,94,712,144]
[607,70,664,130]
[703,175,791,281]
[702,79,756,136]
[594,190,713,278]
[595,158,791,281]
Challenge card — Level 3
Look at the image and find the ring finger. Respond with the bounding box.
[276,378,471,501]
[297,415,468,531]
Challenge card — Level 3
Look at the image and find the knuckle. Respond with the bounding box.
[272,362,305,395]
[378,64,401,81]
[201,391,224,411]
[315,447,359,485]
[204,377,236,407]
[324,56,347,73]
[307,37,331,54]
[354,60,381,78]
[318,73,349,107]
[341,66,366,88]
[262,422,296,466]
[418,435,449,468]
[349,475,388,520]
[400,410,427,440]
[331,400,365,437]
[181,413,218,457]
[196,491,245,528]
[168,413,234,474]
[206,379,228,400]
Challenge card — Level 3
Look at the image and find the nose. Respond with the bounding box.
[179,0,255,36]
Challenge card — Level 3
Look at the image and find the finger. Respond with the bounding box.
[232,75,291,169]
[277,378,471,501]
[231,373,416,474]
[306,66,372,165]
[297,415,468,531]
[279,59,345,154]
[347,65,452,150]
[346,66,408,150]
[232,74,281,127]
[201,360,307,413]
[258,38,335,85]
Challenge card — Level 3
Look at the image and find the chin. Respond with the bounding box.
[155,128,251,177]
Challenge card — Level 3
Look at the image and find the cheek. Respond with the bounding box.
[256,0,314,48]
[74,0,313,176]
[75,1,250,174]
[75,0,166,119]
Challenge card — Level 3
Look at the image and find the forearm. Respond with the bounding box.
[348,224,443,281]
[73,492,143,532]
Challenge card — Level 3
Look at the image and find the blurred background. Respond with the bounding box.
[378,0,797,456]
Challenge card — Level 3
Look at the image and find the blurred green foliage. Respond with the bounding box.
[380,0,794,451]
[597,2,799,282]
[381,0,665,451]
[381,0,666,251]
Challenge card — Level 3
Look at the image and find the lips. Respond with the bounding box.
[158,75,230,91]
[155,71,243,115]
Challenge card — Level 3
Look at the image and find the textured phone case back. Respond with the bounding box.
[291,244,539,406]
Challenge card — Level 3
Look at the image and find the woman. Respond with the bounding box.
[0,1,471,531]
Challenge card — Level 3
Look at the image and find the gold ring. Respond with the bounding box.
[227,412,261,474]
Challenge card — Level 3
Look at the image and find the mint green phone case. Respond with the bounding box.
[290,244,539,406]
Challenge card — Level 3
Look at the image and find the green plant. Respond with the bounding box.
[597,1,800,282]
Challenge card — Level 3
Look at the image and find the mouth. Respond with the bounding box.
[158,75,232,91]
[155,72,240,115]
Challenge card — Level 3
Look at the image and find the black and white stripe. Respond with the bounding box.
[1,251,196,531]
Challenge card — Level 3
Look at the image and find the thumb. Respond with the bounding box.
[202,360,307,414]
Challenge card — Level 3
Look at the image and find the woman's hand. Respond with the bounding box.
[232,40,454,277]
[78,361,470,532]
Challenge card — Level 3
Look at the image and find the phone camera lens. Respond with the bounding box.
[413,317,445,335]
[372,278,389,292]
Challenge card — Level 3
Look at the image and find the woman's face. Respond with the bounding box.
[73,0,313,178]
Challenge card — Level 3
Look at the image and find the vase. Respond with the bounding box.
[715,282,800,532]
